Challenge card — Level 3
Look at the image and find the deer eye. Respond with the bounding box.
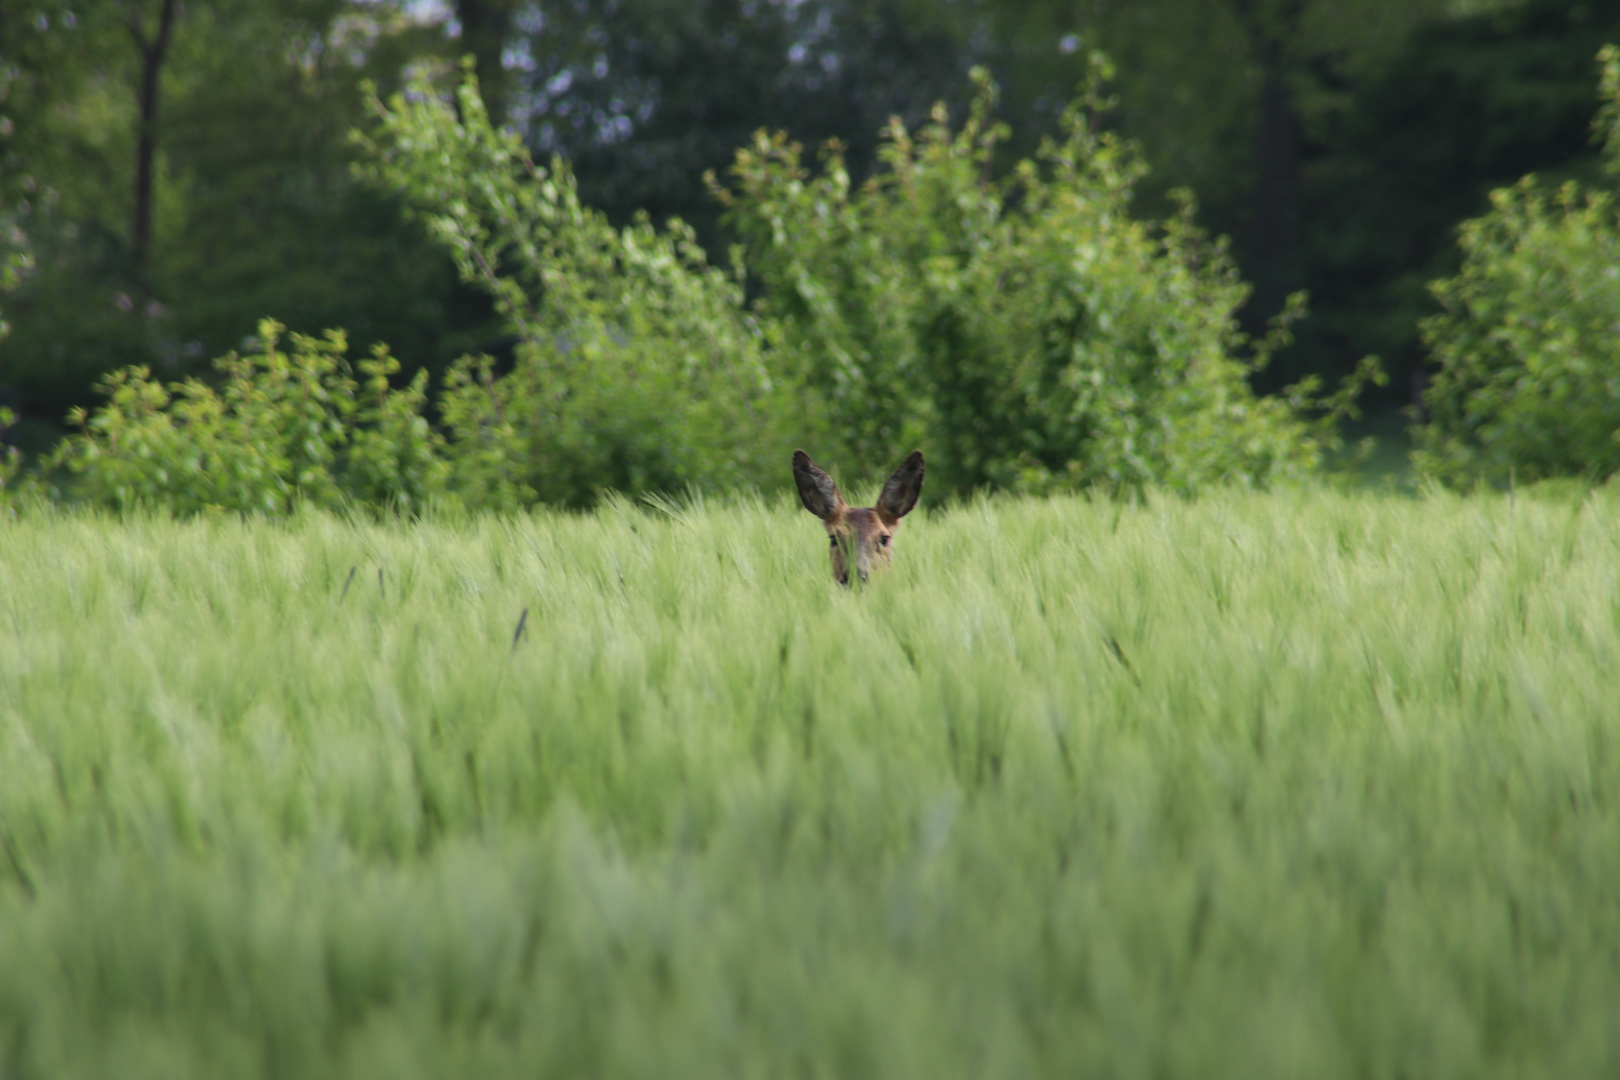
[829,536,839,547]
[879,535,891,547]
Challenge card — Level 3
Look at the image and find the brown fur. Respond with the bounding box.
[792,449,925,585]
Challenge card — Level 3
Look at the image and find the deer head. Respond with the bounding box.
[792,449,925,585]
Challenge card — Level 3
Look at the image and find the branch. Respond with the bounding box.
[127,0,178,59]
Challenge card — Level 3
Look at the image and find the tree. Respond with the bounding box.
[982,0,1620,403]
[0,0,487,424]
[1303,0,1620,403]
[504,0,981,242]
[994,0,1441,242]
[979,0,1448,381]
[716,67,1348,495]
[1413,44,1620,486]
[0,0,153,416]
[359,66,796,507]
[125,0,178,290]
[455,0,520,124]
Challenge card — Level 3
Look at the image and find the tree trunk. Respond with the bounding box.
[129,0,178,292]
[1250,34,1302,318]
[457,0,516,127]
[1229,0,1305,331]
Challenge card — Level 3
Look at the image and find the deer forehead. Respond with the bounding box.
[829,508,891,539]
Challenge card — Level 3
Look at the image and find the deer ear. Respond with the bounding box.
[876,450,925,525]
[793,450,846,522]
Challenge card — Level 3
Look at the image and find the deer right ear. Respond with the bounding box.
[793,450,845,521]
[876,450,925,525]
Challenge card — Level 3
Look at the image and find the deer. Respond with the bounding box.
[792,449,925,586]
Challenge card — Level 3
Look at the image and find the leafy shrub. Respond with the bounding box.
[0,405,20,502]
[45,319,446,515]
[1,245,33,503]
[1416,46,1620,486]
[713,62,1355,496]
[356,66,793,510]
[31,60,1381,518]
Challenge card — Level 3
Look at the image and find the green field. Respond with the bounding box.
[2,486,1618,1078]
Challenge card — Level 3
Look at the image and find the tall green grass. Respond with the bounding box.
[2,486,1618,1078]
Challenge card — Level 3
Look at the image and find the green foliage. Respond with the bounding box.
[986,0,1452,212]
[0,407,20,499]
[716,65,1349,495]
[510,0,979,244]
[154,0,469,380]
[3,488,1620,1075]
[1601,43,1620,178]
[39,59,1388,517]
[1299,1,1620,401]
[0,0,476,420]
[0,225,30,345]
[45,318,446,514]
[357,67,793,508]
[0,240,30,500]
[345,346,450,511]
[1415,46,1620,487]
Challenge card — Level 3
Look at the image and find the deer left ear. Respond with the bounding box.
[876,450,925,526]
[793,450,847,523]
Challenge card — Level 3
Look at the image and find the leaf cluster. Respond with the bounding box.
[41,319,446,515]
[1415,46,1620,487]
[0,239,31,497]
[0,0,470,420]
[715,61,1358,496]
[354,66,792,510]
[23,59,1390,517]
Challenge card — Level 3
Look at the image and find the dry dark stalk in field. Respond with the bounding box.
[511,608,529,653]
[1,828,36,899]
[793,450,925,586]
[1105,634,1143,689]
[339,566,357,602]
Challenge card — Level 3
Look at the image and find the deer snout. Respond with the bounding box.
[828,536,873,587]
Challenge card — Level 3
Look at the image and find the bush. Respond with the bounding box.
[43,61,797,518]
[1,244,33,503]
[356,66,794,510]
[44,319,446,515]
[1416,45,1620,486]
[30,60,1380,518]
[0,404,20,503]
[713,62,1355,496]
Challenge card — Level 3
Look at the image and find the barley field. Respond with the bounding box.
[1,485,1618,1078]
